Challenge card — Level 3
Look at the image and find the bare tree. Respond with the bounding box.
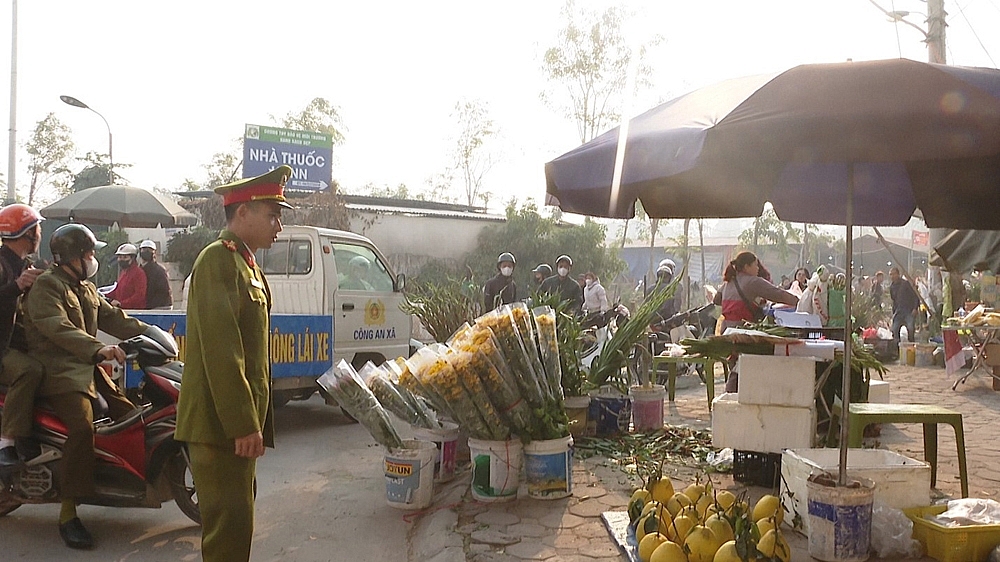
[277,97,347,144]
[541,0,661,144]
[450,99,497,207]
[24,113,75,205]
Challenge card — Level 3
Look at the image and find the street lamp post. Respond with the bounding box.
[59,95,114,184]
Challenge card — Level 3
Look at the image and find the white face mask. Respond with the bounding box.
[84,256,100,278]
[585,279,594,287]
[500,266,513,277]
[558,267,570,278]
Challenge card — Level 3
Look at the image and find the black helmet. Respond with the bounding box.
[497,252,516,268]
[50,224,106,264]
[555,254,573,267]
[532,263,552,277]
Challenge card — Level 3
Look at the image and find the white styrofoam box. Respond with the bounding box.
[868,379,890,403]
[774,310,822,327]
[737,354,817,407]
[711,393,814,454]
[780,448,930,535]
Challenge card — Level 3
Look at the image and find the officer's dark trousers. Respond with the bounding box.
[47,377,134,499]
[188,442,256,562]
[0,350,45,438]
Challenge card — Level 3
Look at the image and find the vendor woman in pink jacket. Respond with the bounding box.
[719,251,798,391]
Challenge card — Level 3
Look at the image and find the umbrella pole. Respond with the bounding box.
[839,165,856,486]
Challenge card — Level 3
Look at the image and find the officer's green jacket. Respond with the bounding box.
[22,266,147,398]
[175,230,274,448]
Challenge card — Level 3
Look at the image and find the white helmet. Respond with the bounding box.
[115,243,139,256]
[139,240,157,250]
[656,259,676,277]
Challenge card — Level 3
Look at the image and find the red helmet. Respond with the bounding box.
[0,204,44,239]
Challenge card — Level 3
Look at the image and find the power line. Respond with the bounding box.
[891,0,903,58]
[954,1,998,65]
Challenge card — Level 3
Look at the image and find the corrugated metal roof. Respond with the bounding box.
[346,203,506,222]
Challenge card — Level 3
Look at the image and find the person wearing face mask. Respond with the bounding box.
[582,272,609,315]
[539,254,583,314]
[138,240,172,310]
[106,243,147,309]
[0,204,47,475]
[483,252,517,310]
[18,223,149,548]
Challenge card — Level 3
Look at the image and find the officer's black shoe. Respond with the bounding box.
[59,517,94,549]
[0,445,24,472]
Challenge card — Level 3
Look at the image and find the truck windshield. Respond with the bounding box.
[332,243,394,292]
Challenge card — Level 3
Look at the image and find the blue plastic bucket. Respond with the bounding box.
[588,392,631,436]
[523,435,573,500]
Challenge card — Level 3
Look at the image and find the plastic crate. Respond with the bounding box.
[904,504,1000,562]
[733,450,782,488]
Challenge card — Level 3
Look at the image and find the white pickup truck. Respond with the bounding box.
[120,225,412,407]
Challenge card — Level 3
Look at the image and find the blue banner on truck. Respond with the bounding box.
[125,312,334,389]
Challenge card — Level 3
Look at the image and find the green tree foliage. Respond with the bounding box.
[70,152,129,191]
[278,97,347,145]
[24,113,75,205]
[182,147,242,191]
[450,99,498,207]
[166,227,222,277]
[541,0,661,143]
[738,207,801,261]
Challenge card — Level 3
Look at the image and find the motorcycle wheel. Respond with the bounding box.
[0,494,21,517]
[166,449,202,525]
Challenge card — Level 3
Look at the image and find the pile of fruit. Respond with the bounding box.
[946,304,1000,327]
[628,475,791,562]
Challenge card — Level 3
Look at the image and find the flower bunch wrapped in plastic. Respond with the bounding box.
[441,348,511,440]
[448,324,534,434]
[317,360,402,449]
[390,356,454,420]
[358,361,440,430]
[406,347,503,441]
[532,306,564,401]
[506,302,551,399]
[475,309,545,407]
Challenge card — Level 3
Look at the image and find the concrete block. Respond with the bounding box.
[737,354,817,407]
[712,393,814,454]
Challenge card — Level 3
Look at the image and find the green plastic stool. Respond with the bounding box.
[847,403,969,498]
[650,355,726,411]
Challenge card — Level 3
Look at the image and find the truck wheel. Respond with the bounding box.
[272,391,293,408]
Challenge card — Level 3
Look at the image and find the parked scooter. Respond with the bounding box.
[578,303,631,372]
[0,326,200,523]
[647,303,718,382]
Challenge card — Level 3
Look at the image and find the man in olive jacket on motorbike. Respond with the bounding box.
[19,224,147,549]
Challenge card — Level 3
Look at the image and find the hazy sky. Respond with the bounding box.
[2,0,999,228]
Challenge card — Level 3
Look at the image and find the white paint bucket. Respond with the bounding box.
[384,439,436,510]
[523,435,573,500]
[411,421,460,483]
[468,437,522,503]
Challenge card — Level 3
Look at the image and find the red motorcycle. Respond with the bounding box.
[0,326,200,524]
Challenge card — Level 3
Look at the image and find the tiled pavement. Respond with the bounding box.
[408,360,1000,561]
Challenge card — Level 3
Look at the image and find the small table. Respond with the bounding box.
[650,355,727,410]
[943,326,1000,389]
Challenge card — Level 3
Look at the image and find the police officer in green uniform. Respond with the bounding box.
[175,165,291,562]
[19,223,147,548]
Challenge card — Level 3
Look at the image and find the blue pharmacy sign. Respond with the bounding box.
[124,312,334,389]
[242,124,333,191]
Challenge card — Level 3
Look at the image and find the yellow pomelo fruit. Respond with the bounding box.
[684,482,707,502]
[636,513,658,544]
[632,488,653,506]
[650,477,676,504]
[695,494,714,521]
[704,503,722,520]
[704,514,735,543]
[630,491,653,522]
[757,529,791,562]
[666,514,697,543]
[666,492,693,517]
[639,532,670,562]
[753,494,783,525]
[714,540,741,562]
[678,505,701,522]
[684,525,723,562]
[642,501,664,518]
[756,517,776,537]
[650,540,688,562]
[715,490,737,511]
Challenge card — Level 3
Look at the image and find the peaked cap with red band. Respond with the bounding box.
[214,164,294,209]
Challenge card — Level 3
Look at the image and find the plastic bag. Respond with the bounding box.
[871,504,923,559]
[359,361,439,429]
[532,306,564,401]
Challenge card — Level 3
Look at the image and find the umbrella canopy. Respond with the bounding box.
[546,58,1000,230]
[545,58,1000,486]
[931,230,1000,274]
[41,185,198,228]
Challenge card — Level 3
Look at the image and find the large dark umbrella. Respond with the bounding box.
[41,185,198,228]
[545,58,1000,485]
[931,230,1000,274]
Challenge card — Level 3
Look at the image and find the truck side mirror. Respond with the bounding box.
[396,273,406,292]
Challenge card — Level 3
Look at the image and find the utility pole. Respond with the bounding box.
[927,0,947,64]
[6,0,17,204]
